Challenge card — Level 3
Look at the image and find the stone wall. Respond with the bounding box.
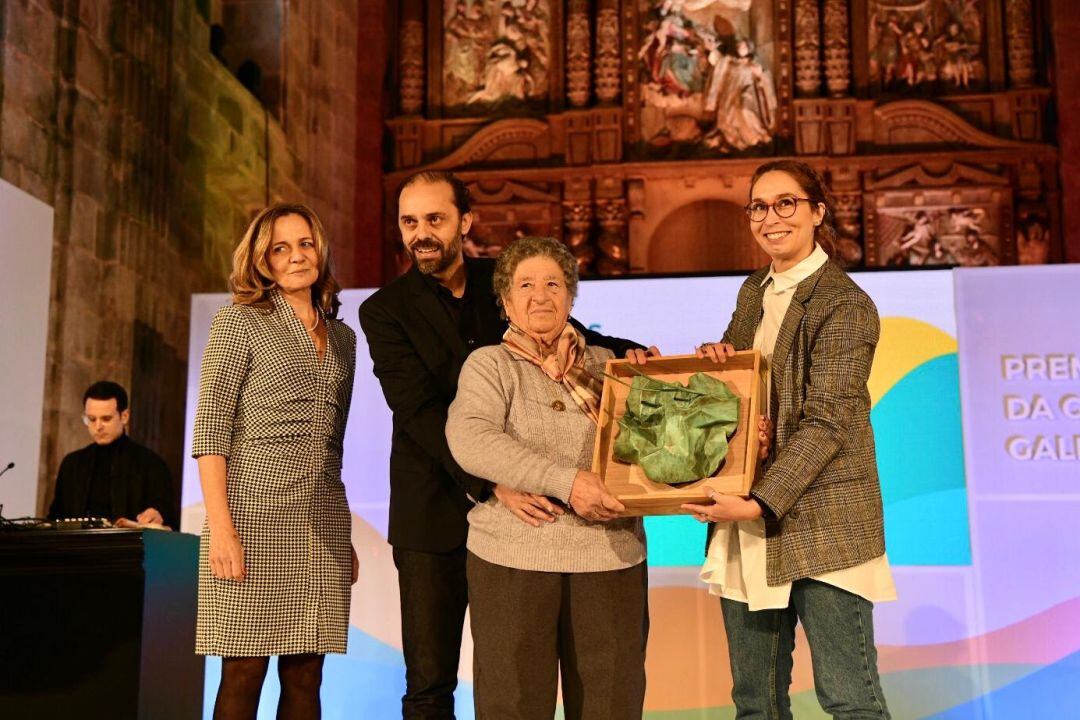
[0,0,362,513]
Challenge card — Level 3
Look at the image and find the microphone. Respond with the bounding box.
[0,462,13,478]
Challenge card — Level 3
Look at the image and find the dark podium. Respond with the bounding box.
[0,529,204,719]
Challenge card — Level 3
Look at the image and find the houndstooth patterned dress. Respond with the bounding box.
[192,291,356,657]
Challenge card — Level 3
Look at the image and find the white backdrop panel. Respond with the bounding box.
[0,179,54,517]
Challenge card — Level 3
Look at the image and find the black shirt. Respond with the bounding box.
[84,436,125,518]
[419,262,484,349]
[48,435,175,526]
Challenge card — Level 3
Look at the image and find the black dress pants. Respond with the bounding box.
[393,545,469,720]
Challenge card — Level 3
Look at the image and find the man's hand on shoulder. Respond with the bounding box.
[493,484,564,527]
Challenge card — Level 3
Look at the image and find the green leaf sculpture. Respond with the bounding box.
[612,372,741,484]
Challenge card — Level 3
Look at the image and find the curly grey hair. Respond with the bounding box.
[493,236,579,315]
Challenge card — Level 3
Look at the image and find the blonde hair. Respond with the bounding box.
[229,203,342,317]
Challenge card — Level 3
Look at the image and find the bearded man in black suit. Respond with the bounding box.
[359,170,654,719]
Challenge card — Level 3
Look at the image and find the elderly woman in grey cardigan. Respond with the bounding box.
[446,236,649,720]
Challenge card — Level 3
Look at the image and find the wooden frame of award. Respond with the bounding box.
[591,351,766,517]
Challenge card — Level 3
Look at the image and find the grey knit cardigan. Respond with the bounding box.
[446,344,646,573]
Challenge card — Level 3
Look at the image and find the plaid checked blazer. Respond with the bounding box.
[717,259,886,586]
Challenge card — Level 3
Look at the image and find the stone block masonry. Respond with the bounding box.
[0,0,366,512]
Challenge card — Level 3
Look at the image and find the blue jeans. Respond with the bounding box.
[721,579,891,720]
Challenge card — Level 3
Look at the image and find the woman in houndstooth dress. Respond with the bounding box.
[192,203,357,718]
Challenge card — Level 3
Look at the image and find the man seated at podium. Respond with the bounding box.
[48,381,175,528]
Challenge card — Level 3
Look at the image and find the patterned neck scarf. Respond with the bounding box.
[502,322,604,424]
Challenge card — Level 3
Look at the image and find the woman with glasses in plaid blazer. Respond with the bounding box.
[192,204,358,719]
[685,160,895,719]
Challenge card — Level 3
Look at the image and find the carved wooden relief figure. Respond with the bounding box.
[873,193,1007,267]
[869,0,986,91]
[442,0,552,113]
[637,0,777,152]
[1016,207,1050,264]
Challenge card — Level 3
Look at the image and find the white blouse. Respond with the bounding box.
[699,245,897,610]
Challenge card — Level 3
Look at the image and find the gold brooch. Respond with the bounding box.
[551,400,566,412]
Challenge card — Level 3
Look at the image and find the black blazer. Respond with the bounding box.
[48,435,176,527]
[359,257,642,553]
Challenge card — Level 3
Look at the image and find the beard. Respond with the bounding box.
[409,232,463,275]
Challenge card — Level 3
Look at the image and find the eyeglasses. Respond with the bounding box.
[745,196,814,222]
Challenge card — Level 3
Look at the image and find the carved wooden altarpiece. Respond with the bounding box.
[384,0,1059,278]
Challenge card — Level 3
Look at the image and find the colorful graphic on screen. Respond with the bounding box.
[182,266,1080,718]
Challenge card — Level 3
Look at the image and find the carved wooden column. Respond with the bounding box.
[830,167,864,267]
[794,0,821,96]
[566,0,591,107]
[595,176,628,275]
[594,0,621,104]
[563,202,596,272]
[596,200,628,275]
[563,175,596,274]
[399,0,425,115]
[390,0,426,168]
[1006,0,1036,87]
[1004,0,1043,141]
[565,0,593,163]
[823,0,850,97]
[795,0,853,155]
[589,0,623,163]
[831,193,864,266]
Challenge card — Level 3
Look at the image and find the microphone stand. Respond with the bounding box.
[0,462,11,526]
[0,462,38,528]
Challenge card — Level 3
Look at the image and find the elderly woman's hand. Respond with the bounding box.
[569,470,626,521]
[494,484,565,527]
